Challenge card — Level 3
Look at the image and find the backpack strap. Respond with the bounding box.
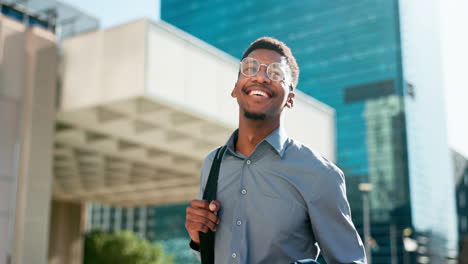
[199,145,227,264]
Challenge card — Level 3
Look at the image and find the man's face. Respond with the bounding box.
[232,49,294,121]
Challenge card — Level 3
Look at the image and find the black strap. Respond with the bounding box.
[199,145,227,264]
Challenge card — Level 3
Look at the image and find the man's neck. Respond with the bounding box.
[235,117,280,157]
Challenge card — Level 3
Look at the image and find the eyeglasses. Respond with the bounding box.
[240,57,290,83]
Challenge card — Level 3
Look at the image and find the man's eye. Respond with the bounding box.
[270,71,281,77]
[246,66,257,73]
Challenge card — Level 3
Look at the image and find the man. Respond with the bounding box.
[185,37,366,263]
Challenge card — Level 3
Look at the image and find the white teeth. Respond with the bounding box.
[250,90,268,97]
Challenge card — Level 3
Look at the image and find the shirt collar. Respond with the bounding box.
[225,127,289,158]
[265,127,289,157]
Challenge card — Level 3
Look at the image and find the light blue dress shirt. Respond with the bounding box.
[194,128,366,264]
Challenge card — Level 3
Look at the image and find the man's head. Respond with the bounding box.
[232,37,299,121]
[241,37,299,90]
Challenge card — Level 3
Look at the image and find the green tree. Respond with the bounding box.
[84,230,174,264]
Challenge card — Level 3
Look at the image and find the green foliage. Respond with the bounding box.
[84,230,174,264]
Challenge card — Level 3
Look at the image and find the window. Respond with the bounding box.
[461,216,467,232]
[460,191,466,208]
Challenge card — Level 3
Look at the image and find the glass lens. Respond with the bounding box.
[267,63,285,82]
[240,58,287,82]
[240,57,260,76]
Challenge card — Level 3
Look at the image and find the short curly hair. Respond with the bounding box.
[241,37,300,90]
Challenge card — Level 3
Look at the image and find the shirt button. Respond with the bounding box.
[241,189,247,195]
[246,160,251,164]
[232,253,237,258]
[236,220,242,226]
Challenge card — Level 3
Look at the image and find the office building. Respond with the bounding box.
[453,150,468,262]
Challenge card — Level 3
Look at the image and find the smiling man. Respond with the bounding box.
[185,37,366,264]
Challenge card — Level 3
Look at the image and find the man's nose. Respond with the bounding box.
[253,66,270,83]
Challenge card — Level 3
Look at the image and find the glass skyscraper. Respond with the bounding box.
[161,0,457,263]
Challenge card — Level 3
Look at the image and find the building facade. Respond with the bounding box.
[453,151,468,262]
[161,0,458,262]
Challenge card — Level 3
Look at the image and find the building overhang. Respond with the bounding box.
[54,96,232,207]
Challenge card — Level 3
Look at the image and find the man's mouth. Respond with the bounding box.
[249,90,269,97]
[244,86,273,98]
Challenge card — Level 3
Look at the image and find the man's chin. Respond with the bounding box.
[244,111,266,120]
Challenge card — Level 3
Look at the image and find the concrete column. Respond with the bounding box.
[0,97,21,264]
[1,15,57,264]
[48,200,84,264]
[0,15,27,264]
[8,27,57,264]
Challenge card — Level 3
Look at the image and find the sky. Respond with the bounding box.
[60,0,160,28]
[440,0,468,158]
[60,0,468,158]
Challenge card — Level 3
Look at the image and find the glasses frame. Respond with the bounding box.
[239,57,291,83]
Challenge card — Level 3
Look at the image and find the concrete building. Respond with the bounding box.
[0,3,57,263]
[0,3,336,264]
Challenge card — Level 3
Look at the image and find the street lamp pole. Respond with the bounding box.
[359,183,373,264]
[390,224,397,264]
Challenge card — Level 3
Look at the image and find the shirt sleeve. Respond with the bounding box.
[190,240,201,260]
[199,150,217,199]
[307,167,367,264]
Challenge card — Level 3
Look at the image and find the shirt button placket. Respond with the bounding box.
[231,159,248,263]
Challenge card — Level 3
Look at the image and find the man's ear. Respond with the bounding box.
[231,84,237,98]
[232,80,240,98]
[286,91,295,108]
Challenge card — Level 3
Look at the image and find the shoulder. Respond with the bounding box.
[199,147,223,192]
[201,146,228,174]
[203,148,218,164]
[201,147,220,172]
[285,138,346,194]
[286,138,343,176]
[285,138,347,202]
